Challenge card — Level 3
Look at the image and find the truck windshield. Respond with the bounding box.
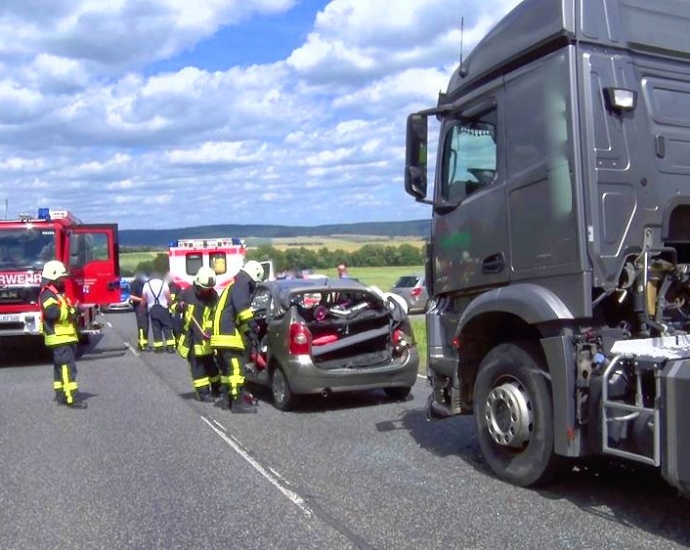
[0,228,55,271]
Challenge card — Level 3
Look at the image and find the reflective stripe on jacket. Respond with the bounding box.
[210,272,255,350]
[177,286,217,358]
[40,285,79,347]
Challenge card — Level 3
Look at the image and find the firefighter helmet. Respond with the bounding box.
[194,267,216,289]
[241,260,264,283]
[41,260,69,281]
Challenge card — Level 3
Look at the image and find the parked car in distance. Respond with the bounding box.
[390,274,428,313]
[101,277,132,313]
[245,278,419,411]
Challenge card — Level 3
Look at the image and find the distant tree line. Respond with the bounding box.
[124,243,424,276]
[245,244,424,271]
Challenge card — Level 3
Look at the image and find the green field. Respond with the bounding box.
[318,265,424,290]
[268,236,425,252]
[119,251,161,272]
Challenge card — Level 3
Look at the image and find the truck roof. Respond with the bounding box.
[444,0,690,102]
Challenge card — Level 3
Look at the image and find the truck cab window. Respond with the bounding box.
[441,110,497,202]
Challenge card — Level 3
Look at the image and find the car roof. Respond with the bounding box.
[259,277,369,294]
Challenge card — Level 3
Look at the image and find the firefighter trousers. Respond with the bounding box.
[135,305,149,350]
[216,349,247,400]
[188,349,221,398]
[52,344,79,405]
[149,305,175,351]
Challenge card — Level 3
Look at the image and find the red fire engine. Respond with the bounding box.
[0,208,120,345]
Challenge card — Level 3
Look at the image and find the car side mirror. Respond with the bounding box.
[405,113,428,200]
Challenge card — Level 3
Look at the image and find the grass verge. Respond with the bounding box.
[410,317,427,376]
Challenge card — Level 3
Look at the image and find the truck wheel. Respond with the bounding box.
[473,342,563,487]
[271,367,299,411]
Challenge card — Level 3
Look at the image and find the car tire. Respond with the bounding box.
[271,367,299,411]
[384,386,412,401]
[473,342,565,487]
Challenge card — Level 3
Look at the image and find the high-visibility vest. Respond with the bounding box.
[178,303,214,358]
[40,285,79,347]
[210,282,253,350]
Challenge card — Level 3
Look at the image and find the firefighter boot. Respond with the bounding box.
[65,392,88,409]
[219,386,230,410]
[230,389,257,414]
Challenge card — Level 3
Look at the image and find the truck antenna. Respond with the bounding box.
[459,16,464,66]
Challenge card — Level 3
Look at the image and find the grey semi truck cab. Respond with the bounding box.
[404,0,690,493]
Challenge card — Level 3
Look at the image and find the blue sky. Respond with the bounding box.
[0,0,521,230]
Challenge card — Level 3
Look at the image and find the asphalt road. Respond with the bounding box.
[1,312,689,549]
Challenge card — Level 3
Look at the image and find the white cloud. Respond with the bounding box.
[0,0,521,229]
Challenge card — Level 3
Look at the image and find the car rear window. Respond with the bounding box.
[394,276,420,288]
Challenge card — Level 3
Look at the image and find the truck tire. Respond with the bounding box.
[473,342,564,487]
[271,367,299,411]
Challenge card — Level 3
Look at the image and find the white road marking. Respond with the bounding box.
[201,416,313,518]
[417,374,427,380]
[124,342,140,357]
[106,321,113,328]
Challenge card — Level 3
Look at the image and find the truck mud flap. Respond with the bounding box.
[661,359,690,495]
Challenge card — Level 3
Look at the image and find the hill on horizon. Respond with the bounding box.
[119,219,431,247]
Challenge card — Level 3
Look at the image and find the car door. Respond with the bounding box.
[432,90,509,296]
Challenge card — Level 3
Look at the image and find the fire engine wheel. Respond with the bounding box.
[271,367,299,411]
[473,342,564,487]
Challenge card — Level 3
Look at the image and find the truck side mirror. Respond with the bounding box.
[405,113,429,200]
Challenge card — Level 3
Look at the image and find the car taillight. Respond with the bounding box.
[289,322,312,355]
[393,329,411,350]
[410,287,422,298]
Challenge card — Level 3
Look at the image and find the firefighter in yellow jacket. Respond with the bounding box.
[211,260,264,413]
[176,267,221,402]
[39,260,86,408]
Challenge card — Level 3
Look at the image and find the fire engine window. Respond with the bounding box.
[440,110,497,202]
[210,252,227,275]
[0,229,55,270]
[69,233,110,267]
[186,253,203,276]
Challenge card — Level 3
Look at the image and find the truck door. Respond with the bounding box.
[65,225,121,305]
[432,93,509,295]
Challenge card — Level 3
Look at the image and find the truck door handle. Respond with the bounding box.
[481,253,505,274]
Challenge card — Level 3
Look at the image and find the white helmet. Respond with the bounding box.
[194,266,216,289]
[41,260,69,282]
[241,260,265,283]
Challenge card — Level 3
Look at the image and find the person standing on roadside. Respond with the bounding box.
[176,267,221,402]
[39,260,87,408]
[167,272,183,344]
[142,272,176,353]
[129,271,150,351]
[337,263,349,279]
[211,260,264,413]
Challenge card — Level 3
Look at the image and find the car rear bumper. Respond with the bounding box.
[103,301,133,312]
[283,347,420,395]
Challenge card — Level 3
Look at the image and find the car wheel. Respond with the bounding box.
[473,342,565,487]
[271,367,299,411]
[384,386,412,401]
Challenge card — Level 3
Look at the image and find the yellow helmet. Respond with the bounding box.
[194,266,216,289]
[41,260,69,281]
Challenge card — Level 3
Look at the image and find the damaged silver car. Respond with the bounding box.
[245,278,419,410]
